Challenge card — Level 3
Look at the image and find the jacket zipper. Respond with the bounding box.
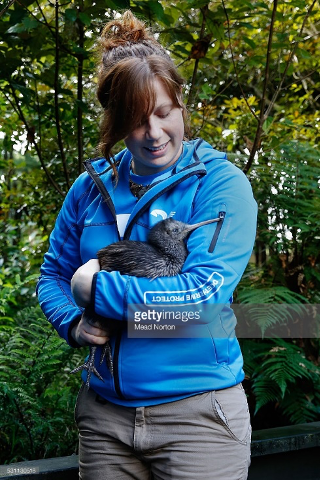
[83,161,124,397]
[113,332,125,399]
[83,160,119,235]
[85,159,207,400]
[124,168,206,240]
[208,211,225,253]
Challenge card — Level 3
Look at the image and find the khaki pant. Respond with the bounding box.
[75,383,251,480]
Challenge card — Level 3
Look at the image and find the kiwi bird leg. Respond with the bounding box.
[70,346,104,389]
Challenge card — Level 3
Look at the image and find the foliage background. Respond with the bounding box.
[0,0,320,463]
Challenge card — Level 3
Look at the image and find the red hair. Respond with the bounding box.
[96,11,187,179]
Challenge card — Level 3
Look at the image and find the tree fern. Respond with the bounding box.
[243,338,320,425]
[280,388,320,425]
[251,140,320,299]
[236,282,313,337]
[236,142,320,425]
[254,339,316,397]
[250,377,282,414]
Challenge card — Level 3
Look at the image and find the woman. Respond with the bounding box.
[37,11,257,480]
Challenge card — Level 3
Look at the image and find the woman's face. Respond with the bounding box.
[124,79,184,176]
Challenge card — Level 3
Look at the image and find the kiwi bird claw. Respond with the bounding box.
[100,342,114,376]
[70,346,104,389]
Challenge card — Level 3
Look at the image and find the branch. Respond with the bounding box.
[264,0,317,119]
[285,68,319,91]
[193,71,246,136]
[0,0,16,17]
[34,0,56,40]
[16,0,79,59]
[13,0,57,42]
[187,60,200,108]
[77,2,84,175]
[222,0,259,122]
[186,4,209,107]
[77,52,84,175]
[210,64,247,104]
[34,78,42,156]
[243,0,278,175]
[5,86,65,196]
[54,0,70,189]
[243,0,317,175]
[259,1,277,123]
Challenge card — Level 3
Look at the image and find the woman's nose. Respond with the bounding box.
[145,116,161,139]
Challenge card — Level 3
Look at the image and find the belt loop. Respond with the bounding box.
[135,406,145,426]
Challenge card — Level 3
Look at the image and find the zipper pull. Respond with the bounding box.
[208,211,225,253]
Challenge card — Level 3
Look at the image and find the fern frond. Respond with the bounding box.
[236,286,310,336]
[252,376,282,414]
[237,286,307,304]
[250,338,320,411]
[281,389,320,424]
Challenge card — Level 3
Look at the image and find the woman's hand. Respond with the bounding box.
[71,308,111,347]
[71,258,100,307]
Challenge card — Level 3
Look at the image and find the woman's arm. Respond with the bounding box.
[71,259,100,307]
[37,175,99,346]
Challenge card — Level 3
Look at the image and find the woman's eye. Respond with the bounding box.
[158,111,170,119]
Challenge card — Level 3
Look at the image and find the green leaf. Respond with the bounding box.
[11,83,34,101]
[255,2,269,9]
[105,0,130,8]
[237,22,256,30]
[72,45,88,56]
[147,1,171,26]
[206,17,225,41]
[262,116,273,133]
[243,36,256,49]
[184,0,209,6]
[202,83,214,95]
[296,48,312,60]
[247,55,265,66]
[209,40,220,55]
[6,24,25,34]
[65,8,77,23]
[79,12,91,26]
[22,17,39,31]
[75,99,89,113]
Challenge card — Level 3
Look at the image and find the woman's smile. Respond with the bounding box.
[144,141,169,153]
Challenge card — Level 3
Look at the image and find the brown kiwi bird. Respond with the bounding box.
[71,216,220,387]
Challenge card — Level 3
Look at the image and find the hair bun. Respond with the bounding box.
[100,10,153,51]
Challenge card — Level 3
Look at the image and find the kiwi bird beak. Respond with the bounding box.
[184,217,220,234]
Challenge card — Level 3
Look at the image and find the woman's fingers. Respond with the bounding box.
[71,311,111,346]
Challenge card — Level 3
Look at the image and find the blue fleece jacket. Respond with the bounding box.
[37,139,257,406]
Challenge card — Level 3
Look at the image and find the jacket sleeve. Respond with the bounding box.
[36,179,85,346]
[92,159,257,323]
